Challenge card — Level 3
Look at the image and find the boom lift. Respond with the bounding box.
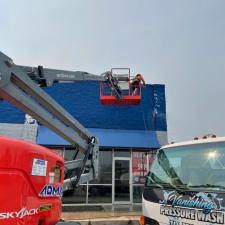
[0,51,124,225]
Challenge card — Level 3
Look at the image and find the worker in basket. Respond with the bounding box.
[131,74,145,95]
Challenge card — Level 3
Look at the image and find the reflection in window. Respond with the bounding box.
[64,148,85,181]
[90,150,112,184]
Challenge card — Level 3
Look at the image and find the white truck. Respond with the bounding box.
[141,135,225,225]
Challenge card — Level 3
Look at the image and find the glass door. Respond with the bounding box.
[113,157,131,203]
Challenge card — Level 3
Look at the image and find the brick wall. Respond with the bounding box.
[0,82,167,131]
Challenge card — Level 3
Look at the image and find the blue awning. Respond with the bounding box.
[37,127,160,149]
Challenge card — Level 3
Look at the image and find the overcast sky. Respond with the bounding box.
[1,0,225,142]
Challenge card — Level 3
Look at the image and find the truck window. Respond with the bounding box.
[146,142,225,191]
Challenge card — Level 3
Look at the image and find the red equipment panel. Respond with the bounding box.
[100,94,141,106]
[0,136,64,225]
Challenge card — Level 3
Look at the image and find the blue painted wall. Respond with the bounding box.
[0,82,167,131]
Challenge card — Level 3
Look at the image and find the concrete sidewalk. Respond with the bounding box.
[61,205,141,225]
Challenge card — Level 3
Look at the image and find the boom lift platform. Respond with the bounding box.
[100,68,142,106]
[0,51,132,225]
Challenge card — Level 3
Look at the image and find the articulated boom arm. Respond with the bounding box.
[17,64,123,100]
[0,51,121,190]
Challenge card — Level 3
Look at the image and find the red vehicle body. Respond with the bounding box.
[0,136,64,225]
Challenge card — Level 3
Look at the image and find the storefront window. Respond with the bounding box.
[132,151,148,184]
[88,185,112,203]
[50,146,64,157]
[62,184,87,204]
[132,150,156,203]
[132,150,156,184]
[114,159,130,202]
[64,148,83,161]
[133,186,144,203]
[62,149,157,205]
[90,150,112,184]
[114,150,131,157]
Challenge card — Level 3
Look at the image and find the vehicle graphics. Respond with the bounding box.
[142,137,225,225]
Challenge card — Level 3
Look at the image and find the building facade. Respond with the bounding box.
[0,81,167,206]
